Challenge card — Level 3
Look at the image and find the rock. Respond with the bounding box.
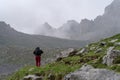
[110,39,118,43]
[90,47,96,50]
[94,48,102,53]
[23,75,43,80]
[102,47,120,66]
[28,68,34,72]
[56,48,76,61]
[48,73,55,80]
[99,42,106,47]
[115,42,120,46]
[64,65,120,80]
[79,64,94,71]
[56,57,63,62]
[76,48,86,55]
[85,45,89,48]
[102,47,114,66]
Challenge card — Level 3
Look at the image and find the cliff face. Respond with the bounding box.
[105,0,120,16]
[36,0,120,41]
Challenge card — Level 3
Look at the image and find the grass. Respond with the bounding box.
[7,62,81,80]
[7,51,105,80]
[7,33,120,80]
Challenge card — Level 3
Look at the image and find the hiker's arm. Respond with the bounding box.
[41,50,43,54]
[33,51,36,55]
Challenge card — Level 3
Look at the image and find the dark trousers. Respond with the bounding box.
[35,56,41,67]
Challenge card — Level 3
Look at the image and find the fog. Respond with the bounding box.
[35,0,120,41]
[0,0,113,34]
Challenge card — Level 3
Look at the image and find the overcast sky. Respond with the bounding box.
[0,0,113,34]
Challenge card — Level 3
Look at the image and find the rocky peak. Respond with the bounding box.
[59,20,80,31]
[0,21,12,30]
[41,22,53,30]
[36,22,54,35]
[66,20,79,25]
[104,0,120,15]
[80,19,94,34]
[0,21,16,34]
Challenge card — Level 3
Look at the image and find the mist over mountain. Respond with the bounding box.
[0,21,90,79]
[0,21,89,48]
[35,0,120,41]
[36,22,55,37]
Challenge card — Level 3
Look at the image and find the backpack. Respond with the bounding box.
[34,49,43,56]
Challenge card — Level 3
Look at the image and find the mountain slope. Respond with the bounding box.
[7,33,120,80]
[0,21,89,79]
[0,21,88,48]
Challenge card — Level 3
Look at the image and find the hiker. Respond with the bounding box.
[33,47,43,67]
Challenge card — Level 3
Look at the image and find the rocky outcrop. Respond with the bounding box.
[56,48,77,61]
[94,48,102,53]
[103,47,120,66]
[64,64,120,80]
[76,48,87,55]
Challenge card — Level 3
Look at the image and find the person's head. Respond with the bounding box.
[36,47,40,50]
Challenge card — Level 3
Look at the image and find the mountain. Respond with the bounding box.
[0,21,88,48]
[35,0,120,41]
[0,21,89,79]
[58,20,81,39]
[8,33,120,80]
[35,22,55,37]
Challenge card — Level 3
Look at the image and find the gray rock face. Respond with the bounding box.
[103,47,120,66]
[64,65,120,80]
[35,0,120,41]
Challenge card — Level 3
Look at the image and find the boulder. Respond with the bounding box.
[115,42,120,46]
[76,48,86,55]
[64,65,120,80]
[56,48,76,61]
[90,47,96,50]
[110,39,118,43]
[48,73,55,80]
[99,42,106,47]
[102,47,120,66]
[23,75,43,80]
[79,64,94,71]
[28,68,34,72]
[94,48,102,53]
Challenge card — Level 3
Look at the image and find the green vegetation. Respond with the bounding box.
[7,52,106,80]
[7,34,120,80]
